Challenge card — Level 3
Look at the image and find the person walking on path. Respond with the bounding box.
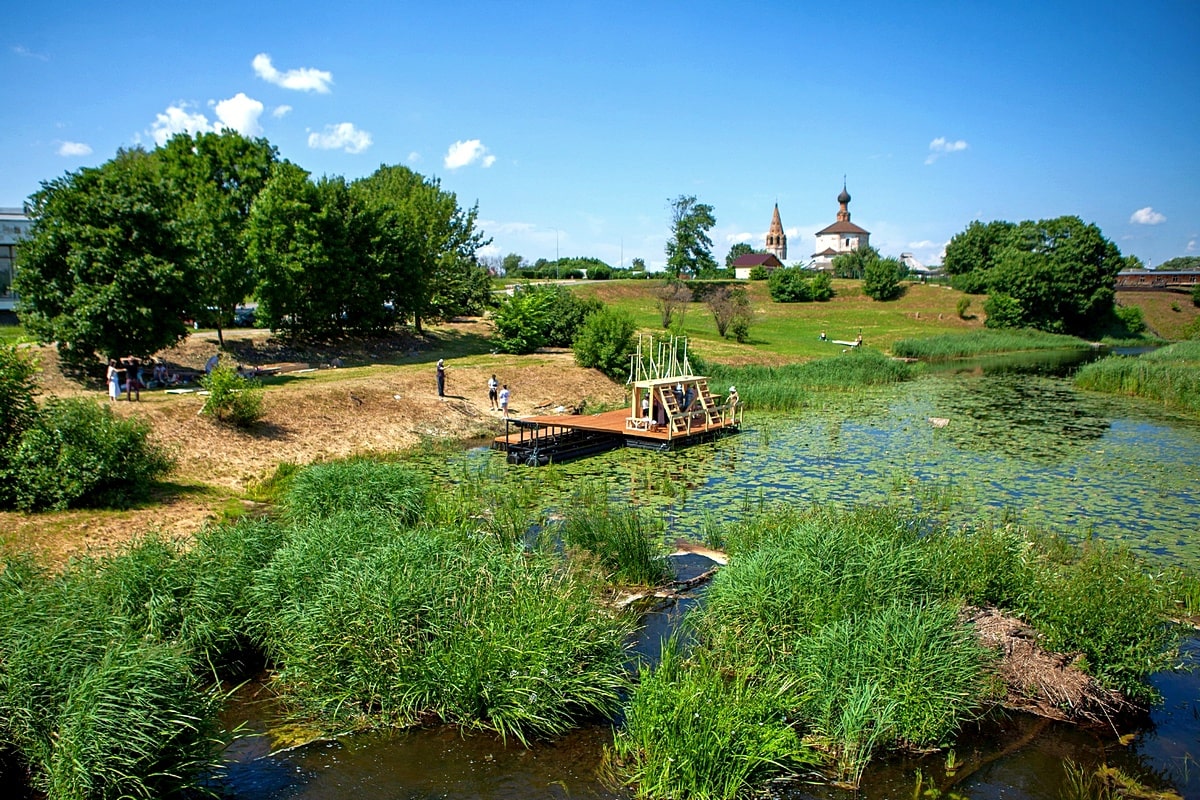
[499,384,511,418]
[436,359,446,397]
[488,374,499,410]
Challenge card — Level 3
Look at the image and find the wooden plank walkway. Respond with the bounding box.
[492,408,739,457]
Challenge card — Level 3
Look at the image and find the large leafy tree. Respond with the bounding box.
[351,165,491,333]
[665,195,717,278]
[942,220,1017,294]
[945,215,1125,335]
[15,148,192,362]
[831,245,880,280]
[725,242,756,268]
[245,162,331,338]
[159,131,278,345]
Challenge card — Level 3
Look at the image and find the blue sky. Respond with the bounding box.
[5,1,1198,270]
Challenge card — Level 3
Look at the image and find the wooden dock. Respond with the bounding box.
[493,402,740,466]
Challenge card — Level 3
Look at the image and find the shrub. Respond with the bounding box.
[768,268,812,302]
[956,296,971,319]
[1193,283,1200,307]
[0,345,38,453]
[983,293,1025,328]
[705,285,751,338]
[6,398,172,511]
[573,306,637,381]
[1113,304,1147,335]
[863,256,904,301]
[492,284,601,353]
[809,270,834,301]
[199,361,264,427]
[748,265,768,280]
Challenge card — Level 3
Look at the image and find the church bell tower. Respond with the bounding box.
[765,203,787,261]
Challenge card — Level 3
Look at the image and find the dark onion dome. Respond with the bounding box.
[838,186,851,204]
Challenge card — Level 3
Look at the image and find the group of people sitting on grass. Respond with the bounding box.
[106,357,187,401]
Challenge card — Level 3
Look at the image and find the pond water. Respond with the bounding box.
[222,353,1200,799]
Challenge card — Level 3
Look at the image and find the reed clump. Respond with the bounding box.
[891,329,1089,359]
[707,351,912,412]
[1074,341,1200,413]
[614,505,1188,796]
[561,483,670,586]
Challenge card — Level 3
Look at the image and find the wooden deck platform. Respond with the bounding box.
[492,408,740,465]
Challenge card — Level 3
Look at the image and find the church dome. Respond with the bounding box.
[837,186,851,205]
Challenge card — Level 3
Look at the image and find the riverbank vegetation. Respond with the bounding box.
[1075,340,1200,414]
[891,328,1091,359]
[703,349,913,411]
[3,446,1192,800]
[613,505,1189,797]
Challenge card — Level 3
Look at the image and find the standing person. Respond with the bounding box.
[499,384,511,418]
[107,359,122,401]
[488,374,499,410]
[123,357,140,401]
[436,359,446,397]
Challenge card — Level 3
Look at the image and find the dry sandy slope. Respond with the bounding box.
[1,323,625,565]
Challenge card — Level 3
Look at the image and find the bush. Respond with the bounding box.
[748,265,768,280]
[0,345,38,454]
[199,362,264,427]
[1193,283,1200,307]
[1113,304,1147,336]
[492,284,601,353]
[768,268,812,302]
[983,293,1025,328]
[956,296,971,319]
[573,306,637,380]
[6,398,172,511]
[863,256,904,301]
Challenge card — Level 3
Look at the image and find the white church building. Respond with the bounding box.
[811,183,870,271]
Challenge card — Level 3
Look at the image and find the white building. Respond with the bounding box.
[0,208,32,312]
[811,184,870,271]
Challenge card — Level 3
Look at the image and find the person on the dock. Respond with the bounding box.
[641,393,650,420]
[436,359,446,397]
[499,384,511,417]
[488,374,498,410]
[727,385,739,410]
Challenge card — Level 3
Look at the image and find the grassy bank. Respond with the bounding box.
[613,505,1187,798]
[0,459,641,798]
[1074,340,1200,413]
[890,328,1091,359]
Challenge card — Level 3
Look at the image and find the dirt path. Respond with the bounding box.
[1,323,625,566]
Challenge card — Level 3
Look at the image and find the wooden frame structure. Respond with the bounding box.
[493,336,741,465]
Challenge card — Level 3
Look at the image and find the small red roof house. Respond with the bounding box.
[732,252,783,280]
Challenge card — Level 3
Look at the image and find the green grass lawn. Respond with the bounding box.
[573,279,989,364]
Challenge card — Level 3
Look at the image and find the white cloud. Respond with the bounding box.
[57,141,92,157]
[307,122,372,153]
[252,53,333,93]
[406,151,421,164]
[1129,206,1166,225]
[925,136,968,165]
[151,104,216,145]
[444,139,494,170]
[1187,239,1196,253]
[725,232,754,244]
[272,104,293,118]
[784,227,801,237]
[13,44,49,61]
[214,92,264,137]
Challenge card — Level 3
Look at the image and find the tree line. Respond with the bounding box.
[14,131,492,364]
